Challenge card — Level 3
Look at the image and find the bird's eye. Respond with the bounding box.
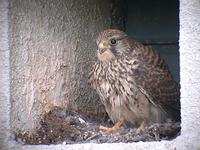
[110,39,117,45]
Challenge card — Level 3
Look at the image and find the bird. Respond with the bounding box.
[89,29,180,133]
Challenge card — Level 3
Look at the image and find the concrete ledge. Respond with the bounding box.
[6,137,200,150]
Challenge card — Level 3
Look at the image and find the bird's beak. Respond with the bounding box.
[98,42,109,49]
[98,42,109,54]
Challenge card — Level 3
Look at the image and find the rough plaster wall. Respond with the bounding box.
[179,0,200,143]
[9,0,122,132]
[0,0,10,149]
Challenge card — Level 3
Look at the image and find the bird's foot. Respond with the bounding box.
[99,121,124,133]
[136,120,146,134]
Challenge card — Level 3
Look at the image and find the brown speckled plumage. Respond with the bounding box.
[89,29,180,130]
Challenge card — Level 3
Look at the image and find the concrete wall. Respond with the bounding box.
[179,0,200,143]
[0,0,200,149]
[9,0,121,133]
[0,0,10,149]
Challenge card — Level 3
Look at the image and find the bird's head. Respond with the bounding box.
[96,29,131,62]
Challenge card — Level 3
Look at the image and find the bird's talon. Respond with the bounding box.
[99,125,113,133]
[99,121,124,133]
[136,120,146,134]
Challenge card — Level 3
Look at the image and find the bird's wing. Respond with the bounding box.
[128,44,180,121]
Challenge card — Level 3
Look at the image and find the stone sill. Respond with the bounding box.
[6,136,199,150]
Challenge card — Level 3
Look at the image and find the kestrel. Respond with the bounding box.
[89,29,180,133]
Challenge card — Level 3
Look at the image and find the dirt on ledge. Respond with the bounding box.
[15,106,181,145]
